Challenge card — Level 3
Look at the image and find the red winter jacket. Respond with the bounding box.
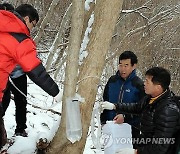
[0,10,59,101]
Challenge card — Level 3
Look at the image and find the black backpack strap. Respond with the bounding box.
[10,33,29,43]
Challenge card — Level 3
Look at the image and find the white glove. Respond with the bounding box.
[54,91,62,103]
[100,101,115,110]
[116,148,136,154]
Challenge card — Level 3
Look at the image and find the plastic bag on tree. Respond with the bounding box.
[66,99,82,143]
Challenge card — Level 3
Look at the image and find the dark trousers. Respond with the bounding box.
[132,126,140,149]
[2,74,27,130]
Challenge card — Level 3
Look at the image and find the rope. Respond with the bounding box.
[8,77,60,113]
[9,77,27,98]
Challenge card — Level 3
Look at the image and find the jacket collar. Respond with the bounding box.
[149,89,171,105]
[116,69,136,82]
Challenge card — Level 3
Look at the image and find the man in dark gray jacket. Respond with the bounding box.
[101,67,180,154]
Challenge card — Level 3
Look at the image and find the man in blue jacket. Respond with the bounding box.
[101,51,145,148]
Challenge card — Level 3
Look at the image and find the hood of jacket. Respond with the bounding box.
[0,10,30,36]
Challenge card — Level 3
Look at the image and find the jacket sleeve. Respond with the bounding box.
[13,36,59,97]
[115,96,147,115]
[27,63,59,97]
[138,104,179,154]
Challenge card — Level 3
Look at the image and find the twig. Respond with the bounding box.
[27,102,61,116]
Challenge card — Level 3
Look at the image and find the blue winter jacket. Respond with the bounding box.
[100,70,145,126]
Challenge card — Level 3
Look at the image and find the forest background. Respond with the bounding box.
[1,0,180,153]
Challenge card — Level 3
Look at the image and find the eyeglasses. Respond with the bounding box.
[31,21,36,27]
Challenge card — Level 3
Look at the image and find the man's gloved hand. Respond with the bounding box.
[116,148,136,154]
[100,101,115,111]
[54,91,62,103]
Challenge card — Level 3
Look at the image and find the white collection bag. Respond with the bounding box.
[102,121,133,154]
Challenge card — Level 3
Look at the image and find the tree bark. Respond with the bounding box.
[47,0,124,153]
[47,0,84,153]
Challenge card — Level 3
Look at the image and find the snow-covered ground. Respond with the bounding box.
[2,77,133,154]
[2,78,104,154]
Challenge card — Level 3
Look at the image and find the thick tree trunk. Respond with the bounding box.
[77,0,123,153]
[47,0,123,153]
[47,0,84,153]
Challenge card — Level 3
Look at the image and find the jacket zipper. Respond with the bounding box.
[118,81,125,103]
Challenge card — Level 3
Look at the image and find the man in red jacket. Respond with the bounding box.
[0,4,60,148]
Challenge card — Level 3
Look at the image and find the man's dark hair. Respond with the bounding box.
[0,3,14,11]
[145,67,171,91]
[119,51,138,66]
[15,4,39,23]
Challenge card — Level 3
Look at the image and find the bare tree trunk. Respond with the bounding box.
[62,0,84,97]
[77,0,123,153]
[47,0,84,153]
[47,0,123,153]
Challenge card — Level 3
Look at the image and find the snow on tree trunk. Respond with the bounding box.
[47,0,124,154]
